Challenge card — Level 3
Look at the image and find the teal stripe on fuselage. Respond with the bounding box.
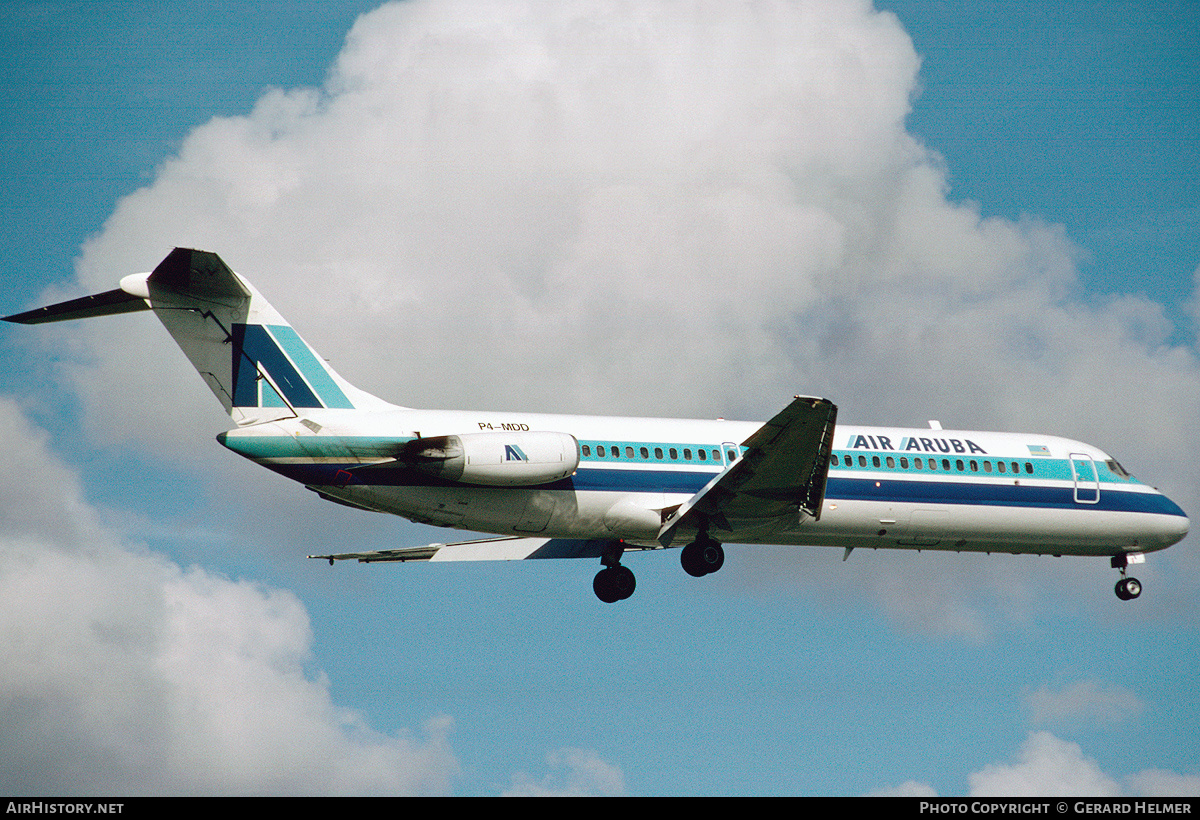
[216,434,413,460]
[222,431,1137,484]
[217,433,1179,518]
[832,452,1138,485]
[221,434,1138,490]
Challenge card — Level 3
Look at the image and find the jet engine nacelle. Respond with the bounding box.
[400,431,580,486]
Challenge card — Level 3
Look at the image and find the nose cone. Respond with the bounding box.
[1167,509,1190,545]
[1153,493,1189,549]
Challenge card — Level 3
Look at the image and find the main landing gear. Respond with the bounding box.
[1111,553,1144,601]
[593,564,635,603]
[594,545,636,603]
[592,536,728,603]
[680,535,725,577]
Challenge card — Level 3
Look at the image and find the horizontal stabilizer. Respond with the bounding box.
[311,536,623,564]
[3,288,149,325]
[1,248,245,325]
[3,248,389,421]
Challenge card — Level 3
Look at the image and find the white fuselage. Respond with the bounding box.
[218,406,1190,559]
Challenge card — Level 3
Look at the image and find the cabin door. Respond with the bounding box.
[1069,453,1100,504]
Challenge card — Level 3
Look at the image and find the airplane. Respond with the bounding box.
[5,248,1189,602]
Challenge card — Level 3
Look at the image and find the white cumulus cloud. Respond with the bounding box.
[503,747,627,796]
[871,730,1199,798]
[0,398,458,795]
[24,0,1200,659]
[968,731,1122,797]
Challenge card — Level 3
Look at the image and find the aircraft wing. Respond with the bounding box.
[657,395,837,546]
[310,536,623,564]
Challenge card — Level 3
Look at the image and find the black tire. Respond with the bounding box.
[1115,577,1142,601]
[681,539,725,577]
[613,565,636,600]
[700,541,725,573]
[681,542,708,577]
[594,568,621,603]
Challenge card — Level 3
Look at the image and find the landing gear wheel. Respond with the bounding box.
[681,538,725,577]
[593,565,636,603]
[1115,577,1142,601]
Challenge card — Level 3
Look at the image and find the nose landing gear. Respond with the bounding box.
[1115,576,1142,601]
[1111,553,1145,601]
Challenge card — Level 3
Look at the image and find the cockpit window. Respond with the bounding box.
[1106,459,1133,479]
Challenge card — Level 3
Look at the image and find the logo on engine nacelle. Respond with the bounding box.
[504,444,529,462]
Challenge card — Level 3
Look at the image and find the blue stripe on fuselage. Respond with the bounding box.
[257,458,1184,518]
[826,477,1184,517]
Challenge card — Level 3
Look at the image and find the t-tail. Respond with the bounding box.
[3,248,389,424]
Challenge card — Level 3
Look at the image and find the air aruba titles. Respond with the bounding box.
[847,434,988,454]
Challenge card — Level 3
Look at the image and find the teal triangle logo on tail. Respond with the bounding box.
[231,324,354,409]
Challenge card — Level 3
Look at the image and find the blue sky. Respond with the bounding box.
[881,1,1199,316]
[1,0,1198,796]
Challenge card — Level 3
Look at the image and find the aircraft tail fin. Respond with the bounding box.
[5,248,389,424]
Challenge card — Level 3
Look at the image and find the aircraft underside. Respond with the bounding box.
[312,481,1182,602]
[316,483,1172,554]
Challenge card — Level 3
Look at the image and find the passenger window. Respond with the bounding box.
[832,454,840,467]
[698,449,707,461]
[887,456,895,468]
[983,461,992,473]
[625,446,634,459]
[655,447,663,460]
[942,459,951,471]
[582,444,591,457]
[858,455,867,467]
[669,448,678,460]
[1012,462,1019,473]
[684,449,692,460]
[727,449,737,462]
[611,446,619,459]
[900,457,909,469]
[640,447,649,459]
[597,445,606,457]
[955,459,964,471]
[997,461,1006,473]
[872,456,881,468]
[1024,462,1033,474]
[969,460,978,472]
